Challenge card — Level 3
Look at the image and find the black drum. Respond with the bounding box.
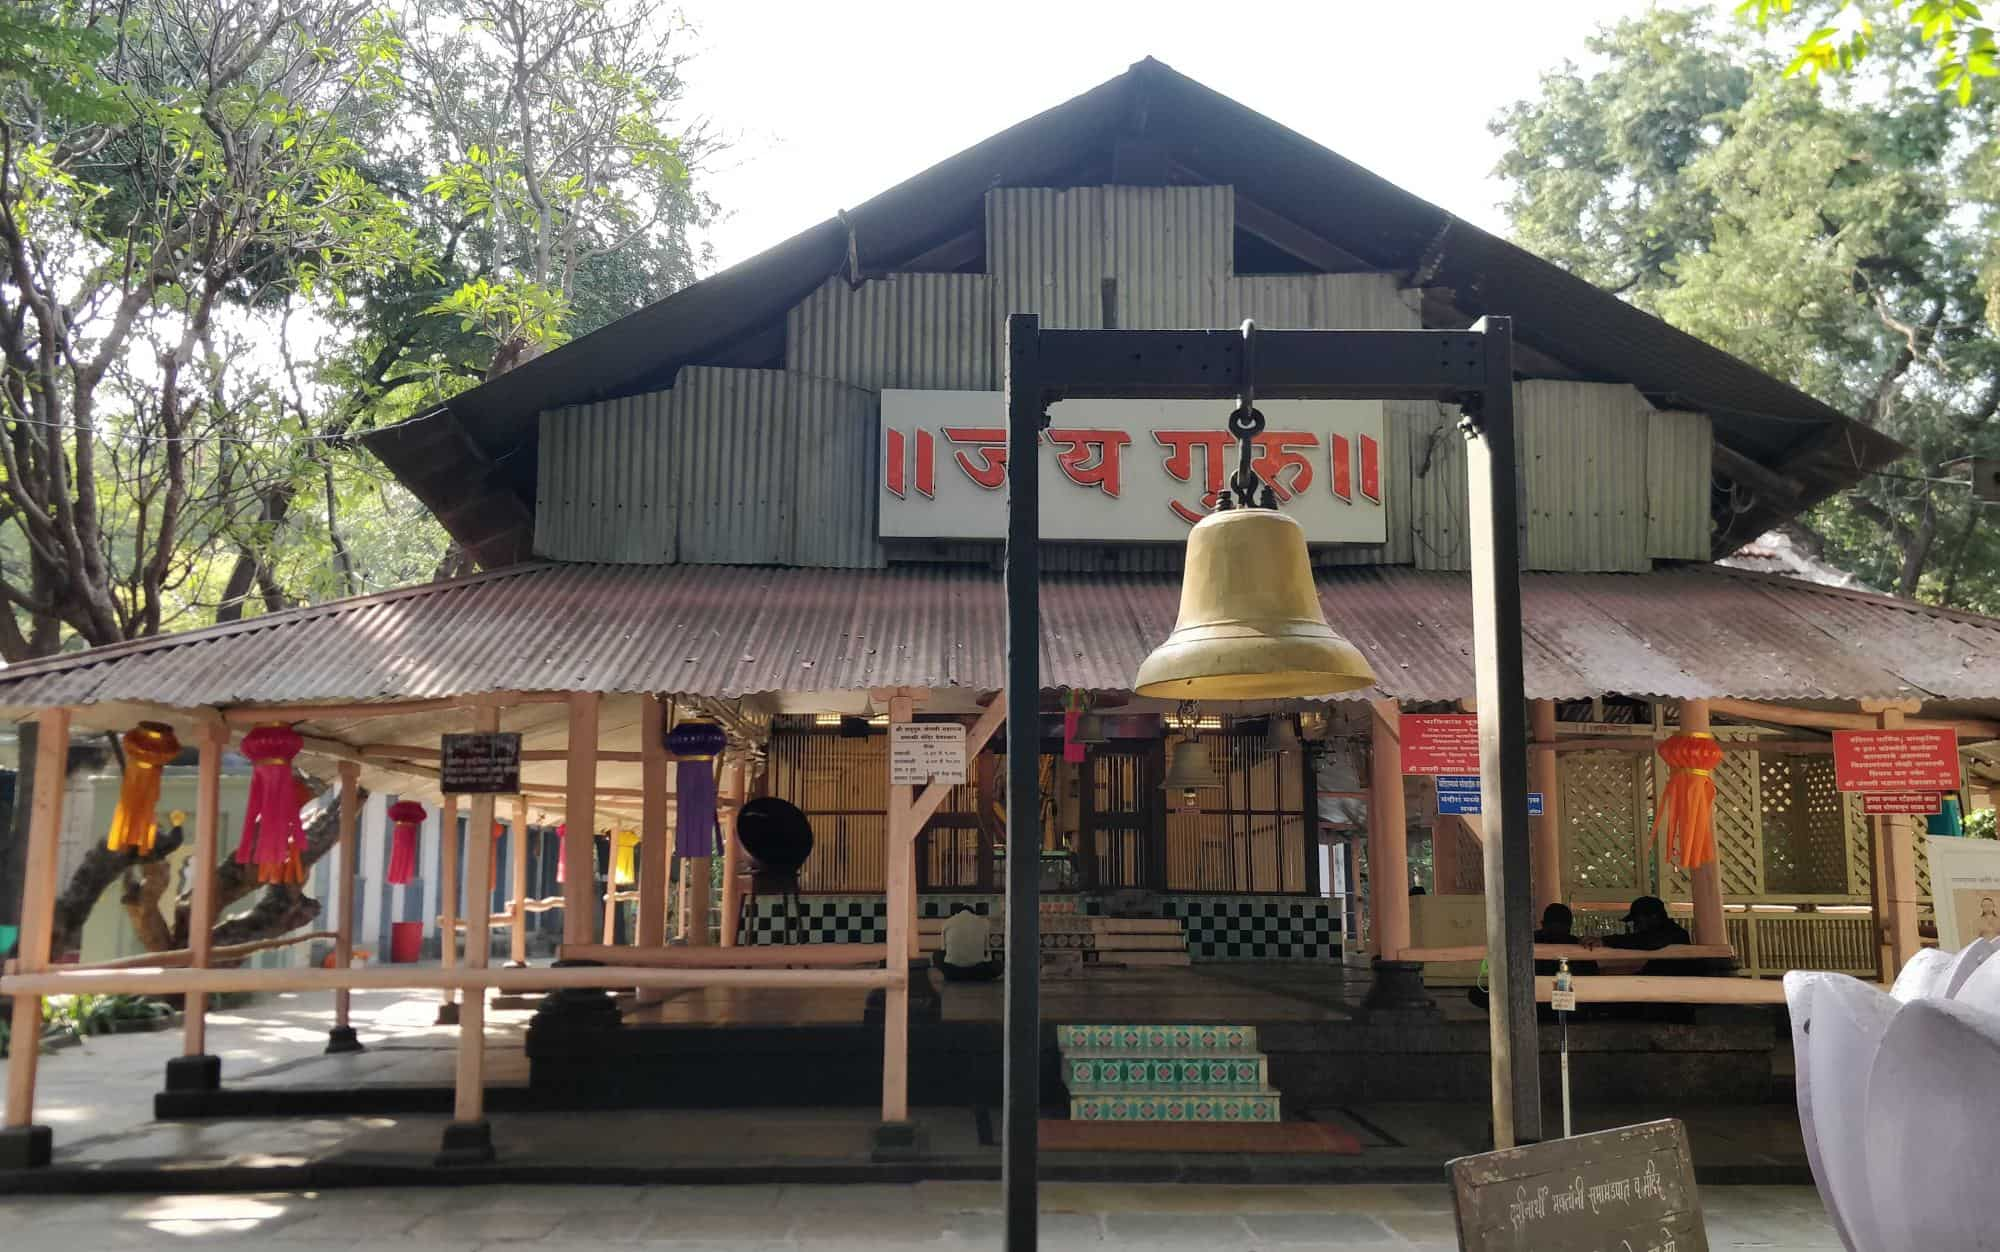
[736,796,814,877]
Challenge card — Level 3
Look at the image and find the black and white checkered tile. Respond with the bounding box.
[1161,896,1342,960]
[742,892,1337,959]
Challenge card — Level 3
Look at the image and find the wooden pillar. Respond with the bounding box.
[328,760,364,1052]
[1868,700,1924,975]
[1529,700,1563,915]
[508,795,530,966]
[722,757,745,946]
[882,692,915,1124]
[183,723,228,1061]
[638,695,668,950]
[562,693,599,947]
[1430,819,1457,895]
[436,791,461,1022]
[3,708,70,1165]
[447,704,501,1159]
[1367,699,1411,959]
[1683,701,1726,946]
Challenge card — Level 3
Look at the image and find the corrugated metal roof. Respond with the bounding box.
[362,57,1905,565]
[0,562,1991,712]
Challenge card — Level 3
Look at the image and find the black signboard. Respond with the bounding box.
[440,732,522,794]
[1448,1119,1707,1252]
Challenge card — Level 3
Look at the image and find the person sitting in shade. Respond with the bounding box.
[937,904,1000,982]
[1533,903,1596,977]
[1581,894,1729,975]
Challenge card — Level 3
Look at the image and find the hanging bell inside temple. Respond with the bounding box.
[1135,508,1377,700]
[1073,712,1110,744]
[1134,320,1377,701]
[1160,736,1219,793]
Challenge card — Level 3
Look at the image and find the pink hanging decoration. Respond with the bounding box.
[556,823,567,884]
[236,724,306,885]
[386,800,426,886]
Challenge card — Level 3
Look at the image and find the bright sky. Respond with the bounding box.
[677,0,1722,273]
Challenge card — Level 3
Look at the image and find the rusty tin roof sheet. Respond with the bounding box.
[0,562,1993,711]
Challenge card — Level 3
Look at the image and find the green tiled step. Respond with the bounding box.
[1069,1093,1282,1123]
[1065,1054,1269,1092]
[1055,1024,1259,1054]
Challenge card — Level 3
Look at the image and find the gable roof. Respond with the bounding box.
[363,56,1903,568]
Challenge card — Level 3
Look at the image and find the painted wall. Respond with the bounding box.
[534,185,1714,572]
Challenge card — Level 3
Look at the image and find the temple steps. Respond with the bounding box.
[1056,1023,1281,1124]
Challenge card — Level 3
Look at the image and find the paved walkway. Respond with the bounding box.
[0,1179,1843,1249]
[4,988,1841,1246]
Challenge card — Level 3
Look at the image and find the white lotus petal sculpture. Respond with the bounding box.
[1788,944,2000,1252]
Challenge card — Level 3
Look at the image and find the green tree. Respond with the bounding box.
[1740,0,1998,103]
[1494,8,2000,610]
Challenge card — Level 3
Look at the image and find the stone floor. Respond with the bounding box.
[0,1178,1845,1249]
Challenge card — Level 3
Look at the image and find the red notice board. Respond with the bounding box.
[1832,728,1960,793]
[1401,713,1481,775]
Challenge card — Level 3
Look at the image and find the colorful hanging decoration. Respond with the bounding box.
[385,800,426,885]
[612,829,640,885]
[236,724,307,884]
[489,822,505,891]
[556,822,567,884]
[1650,731,1724,869]
[1061,691,1086,764]
[106,722,181,854]
[668,718,728,859]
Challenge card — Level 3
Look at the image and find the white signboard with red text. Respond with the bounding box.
[879,390,1388,543]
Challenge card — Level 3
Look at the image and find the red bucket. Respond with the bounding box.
[389,921,423,964]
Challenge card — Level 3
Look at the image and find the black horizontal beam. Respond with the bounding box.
[1031,328,1492,400]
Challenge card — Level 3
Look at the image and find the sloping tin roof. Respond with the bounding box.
[0,563,1990,711]
[363,57,1903,567]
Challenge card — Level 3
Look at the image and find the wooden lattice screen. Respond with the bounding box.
[1563,750,1652,898]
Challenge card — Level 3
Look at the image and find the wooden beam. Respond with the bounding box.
[638,695,668,954]
[908,697,1006,836]
[5,708,70,1135]
[508,795,530,966]
[332,761,363,1036]
[223,691,568,726]
[1707,697,1998,739]
[455,703,501,1127]
[559,942,888,968]
[363,746,648,764]
[95,930,335,972]
[184,722,227,1058]
[1229,191,1373,273]
[1400,943,1734,963]
[1877,704,1922,977]
[0,964,907,998]
[437,792,461,1011]
[1532,975,1787,1005]
[883,691,916,1124]
[1711,442,1806,504]
[1368,700,1411,958]
[562,694,599,948]
[721,758,745,947]
[1530,701,1562,914]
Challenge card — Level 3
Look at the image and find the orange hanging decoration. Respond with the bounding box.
[1651,731,1724,869]
[106,723,181,854]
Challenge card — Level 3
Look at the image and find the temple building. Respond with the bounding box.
[3,57,1997,1169]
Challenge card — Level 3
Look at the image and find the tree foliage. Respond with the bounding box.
[0,0,716,958]
[1494,8,2000,611]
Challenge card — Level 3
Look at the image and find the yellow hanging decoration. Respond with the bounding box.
[612,829,640,886]
[106,723,181,855]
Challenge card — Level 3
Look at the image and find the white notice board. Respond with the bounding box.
[890,722,967,785]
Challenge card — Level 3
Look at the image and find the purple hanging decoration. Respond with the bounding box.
[668,719,729,858]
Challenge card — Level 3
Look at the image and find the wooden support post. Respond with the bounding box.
[1683,701,1726,947]
[2,708,69,1167]
[1429,818,1456,894]
[445,704,501,1163]
[722,757,745,947]
[562,693,599,947]
[1367,699,1411,959]
[436,791,462,1022]
[1529,700,1562,915]
[1869,701,1924,976]
[182,724,227,1062]
[327,761,365,1053]
[639,695,668,953]
[508,795,530,966]
[882,692,915,1126]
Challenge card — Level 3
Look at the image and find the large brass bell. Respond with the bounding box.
[1135,508,1377,699]
[1161,736,1219,792]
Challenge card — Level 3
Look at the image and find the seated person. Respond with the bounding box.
[1533,903,1596,977]
[1581,895,1729,975]
[937,904,1000,982]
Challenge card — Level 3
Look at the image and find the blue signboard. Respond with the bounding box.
[1435,776,1542,817]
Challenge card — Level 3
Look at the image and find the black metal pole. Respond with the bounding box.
[1462,314,1541,1146]
[1002,312,1043,1249]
